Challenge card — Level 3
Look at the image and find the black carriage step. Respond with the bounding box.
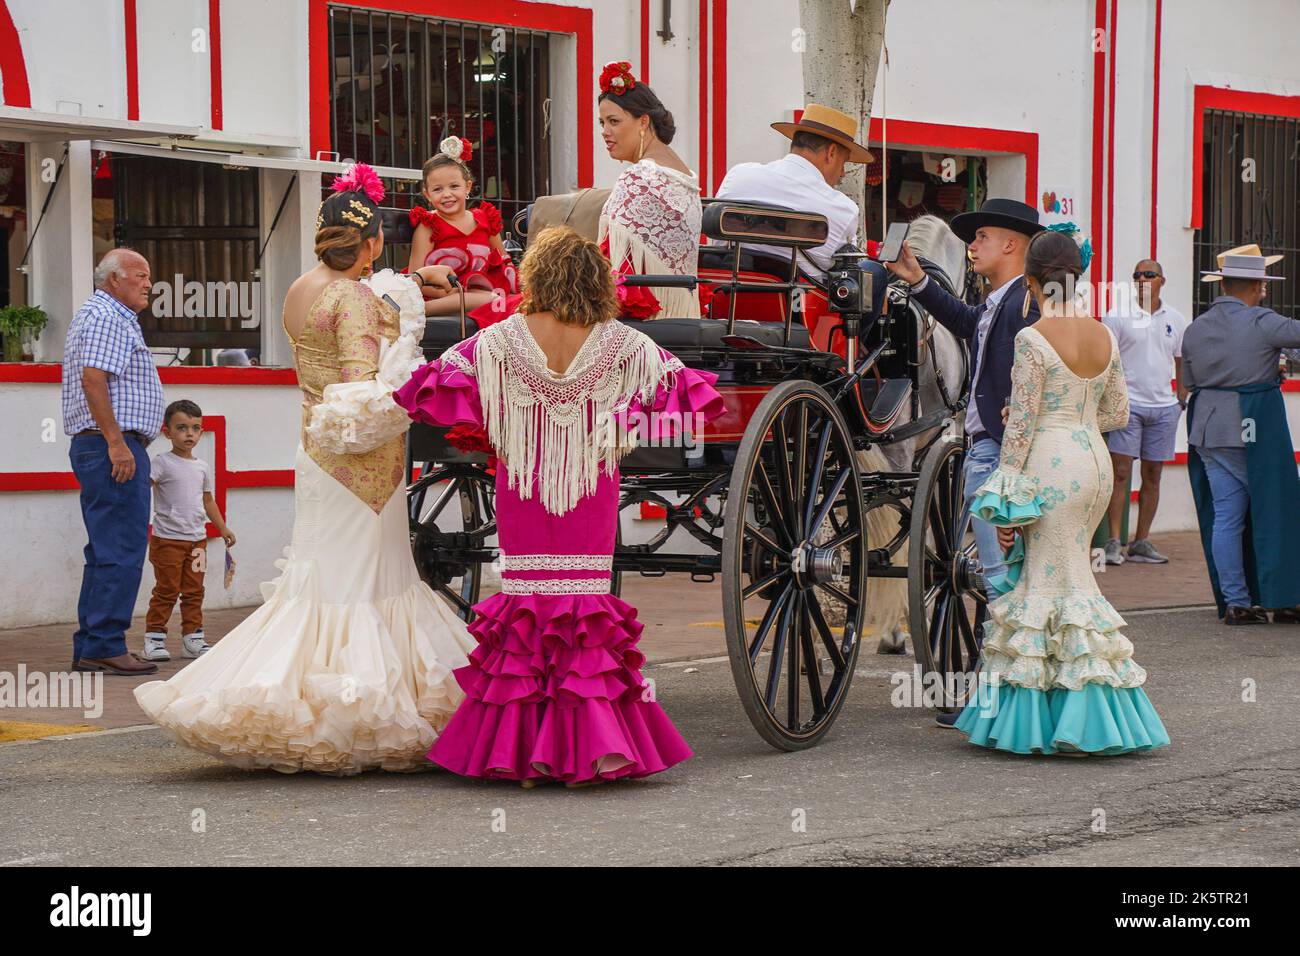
[621,317,812,353]
[867,378,912,429]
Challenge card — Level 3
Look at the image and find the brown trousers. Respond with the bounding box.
[146,535,207,634]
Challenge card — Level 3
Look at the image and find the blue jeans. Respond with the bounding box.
[69,434,152,661]
[1196,446,1251,608]
[963,437,1006,599]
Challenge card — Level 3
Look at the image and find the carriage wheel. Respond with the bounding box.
[409,463,496,622]
[907,436,985,710]
[722,380,867,751]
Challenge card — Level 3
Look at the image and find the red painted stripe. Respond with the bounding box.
[640,0,650,85]
[0,473,81,491]
[1105,0,1117,313]
[124,0,139,121]
[1090,0,1107,300]
[1190,86,1300,230]
[307,0,592,184]
[225,469,295,488]
[0,0,31,107]
[208,0,222,130]
[1149,0,1161,258]
[866,118,1039,207]
[710,0,727,196]
[698,0,709,193]
[0,364,298,385]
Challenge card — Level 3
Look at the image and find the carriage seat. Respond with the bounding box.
[621,317,810,352]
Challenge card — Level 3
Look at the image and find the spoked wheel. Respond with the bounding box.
[408,462,497,621]
[722,380,867,751]
[908,436,986,710]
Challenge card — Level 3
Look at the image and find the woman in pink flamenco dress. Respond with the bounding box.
[395,226,725,786]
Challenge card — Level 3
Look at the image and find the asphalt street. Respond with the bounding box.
[1,605,1296,866]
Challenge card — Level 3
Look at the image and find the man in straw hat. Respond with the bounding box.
[1183,250,1300,625]
[714,104,873,278]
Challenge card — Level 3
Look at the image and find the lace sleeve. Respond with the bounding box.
[1097,347,1131,433]
[999,331,1048,474]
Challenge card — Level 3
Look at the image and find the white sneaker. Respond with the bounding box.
[142,632,171,662]
[181,631,211,658]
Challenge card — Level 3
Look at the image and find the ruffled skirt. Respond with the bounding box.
[429,591,693,782]
[133,448,475,774]
[954,592,1170,755]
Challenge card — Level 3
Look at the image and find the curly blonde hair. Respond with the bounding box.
[518,226,618,327]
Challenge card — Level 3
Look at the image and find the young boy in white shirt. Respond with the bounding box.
[142,400,236,661]
[1101,260,1188,565]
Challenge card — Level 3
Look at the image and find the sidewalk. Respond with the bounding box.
[1,531,1214,735]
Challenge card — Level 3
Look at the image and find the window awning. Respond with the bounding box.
[87,138,423,181]
[0,106,202,143]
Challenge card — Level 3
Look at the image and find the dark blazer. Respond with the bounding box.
[913,275,1039,444]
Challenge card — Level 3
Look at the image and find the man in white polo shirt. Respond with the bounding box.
[1101,258,1188,565]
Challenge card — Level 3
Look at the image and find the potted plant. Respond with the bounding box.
[0,304,48,362]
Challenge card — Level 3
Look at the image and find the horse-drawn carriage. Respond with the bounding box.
[401,198,987,751]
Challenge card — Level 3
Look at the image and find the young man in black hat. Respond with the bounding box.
[886,199,1044,722]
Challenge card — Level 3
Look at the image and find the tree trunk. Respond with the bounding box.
[797,0,889,227]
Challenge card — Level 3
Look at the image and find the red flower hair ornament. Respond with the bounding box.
[599,61,637,95]
[330,162,385,203]
[439,135,473,165]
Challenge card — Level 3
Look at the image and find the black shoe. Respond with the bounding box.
[935,709,960,728]
[1225,605,1270,625]
[1270,606,1300,624]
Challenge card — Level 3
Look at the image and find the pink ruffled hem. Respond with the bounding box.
[428,591,693,782]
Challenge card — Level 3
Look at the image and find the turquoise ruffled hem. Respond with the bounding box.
[954,682,1170,755]
[970,489,1043,527]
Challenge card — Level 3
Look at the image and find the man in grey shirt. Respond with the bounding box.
[1183,254,1300,624]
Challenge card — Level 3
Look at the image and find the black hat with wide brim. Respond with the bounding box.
[949,198,1045,244]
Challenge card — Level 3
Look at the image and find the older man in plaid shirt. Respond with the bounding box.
[63,249,164,675]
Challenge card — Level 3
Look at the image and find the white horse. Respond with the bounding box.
[860,215,970,653]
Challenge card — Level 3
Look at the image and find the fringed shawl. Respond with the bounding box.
[472,314,681,516]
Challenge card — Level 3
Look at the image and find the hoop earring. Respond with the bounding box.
[1021,288,1033,319]
[636,128,647,162]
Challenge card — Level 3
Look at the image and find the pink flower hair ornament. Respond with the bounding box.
[330,162,386,204]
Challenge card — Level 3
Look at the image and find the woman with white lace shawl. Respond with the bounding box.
[135,164,478,774]
[596,60,702,320]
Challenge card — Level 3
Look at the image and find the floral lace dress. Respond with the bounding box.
[395,313,726,782]
[599,158,703,320]
[957,326,1171,755]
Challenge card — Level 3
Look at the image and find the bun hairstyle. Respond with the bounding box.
[1025,229,1083,303]
[599,82,676,145]
[518,226,618,327]
[314,163,384,271]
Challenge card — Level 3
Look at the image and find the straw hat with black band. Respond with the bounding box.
[771,104,875,164]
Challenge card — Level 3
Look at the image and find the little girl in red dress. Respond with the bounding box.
[407,138,518,321]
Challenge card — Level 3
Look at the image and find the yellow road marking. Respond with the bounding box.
[0,720,99,743]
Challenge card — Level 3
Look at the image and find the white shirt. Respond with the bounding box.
[714,153,860,277]
[964,275,1020,436]
[151,450,214,540]
[1101,300,1187,407]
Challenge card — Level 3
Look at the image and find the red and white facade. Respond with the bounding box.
[1,0,1299,627]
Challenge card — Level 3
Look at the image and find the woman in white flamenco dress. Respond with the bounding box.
[135,166,476,774]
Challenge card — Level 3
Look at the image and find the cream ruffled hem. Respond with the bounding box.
[980,591,1148,693]
[134,555,471,776]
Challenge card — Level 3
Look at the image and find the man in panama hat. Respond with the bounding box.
[1200,244,1284,284]
[1183,250,1300,625]
[715,103,874,277]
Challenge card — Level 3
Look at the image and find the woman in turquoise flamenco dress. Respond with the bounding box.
[957,230,1170,755]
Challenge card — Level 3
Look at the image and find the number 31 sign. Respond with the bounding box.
[1040,186,1078,225]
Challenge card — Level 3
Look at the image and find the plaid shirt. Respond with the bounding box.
[61,289,164,439]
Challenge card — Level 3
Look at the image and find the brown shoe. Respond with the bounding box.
[74,653,159,676]
[1224,606,1270,626]
[1270,606,1300,624]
